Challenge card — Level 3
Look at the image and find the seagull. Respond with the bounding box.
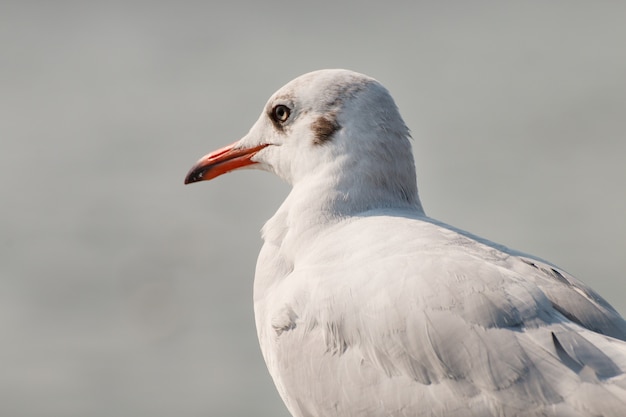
[185,69,626,417]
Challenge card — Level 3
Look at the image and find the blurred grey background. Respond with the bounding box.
[2,1,625,416]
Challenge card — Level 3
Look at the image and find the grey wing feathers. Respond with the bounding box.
[520,256,626,341]
[343,250,626,415]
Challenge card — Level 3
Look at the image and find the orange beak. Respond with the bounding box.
[184,142,269,184]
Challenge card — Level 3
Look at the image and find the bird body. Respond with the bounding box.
[256,210,626,416]
[185,69,626,416]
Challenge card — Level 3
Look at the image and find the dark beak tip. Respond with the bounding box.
[184,168,205,185]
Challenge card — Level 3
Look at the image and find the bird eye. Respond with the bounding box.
[272,105,291,123]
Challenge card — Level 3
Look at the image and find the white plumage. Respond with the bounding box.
[185,69,626,416]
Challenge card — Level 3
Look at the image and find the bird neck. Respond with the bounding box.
[262,160,425,248]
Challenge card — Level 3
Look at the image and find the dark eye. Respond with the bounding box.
[272,105,291,123]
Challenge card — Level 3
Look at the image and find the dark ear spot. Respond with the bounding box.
[311,114,340,145]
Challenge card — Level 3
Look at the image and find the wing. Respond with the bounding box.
[256,215,626,417]
[518,256,626,341]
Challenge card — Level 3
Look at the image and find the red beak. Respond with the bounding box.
[184,142,269,184]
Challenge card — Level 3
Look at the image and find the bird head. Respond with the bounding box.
[185,69,421,211]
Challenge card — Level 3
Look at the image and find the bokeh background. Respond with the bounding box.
[2,1,625,416]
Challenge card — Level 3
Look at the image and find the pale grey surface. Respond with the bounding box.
[1,1,625,416]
